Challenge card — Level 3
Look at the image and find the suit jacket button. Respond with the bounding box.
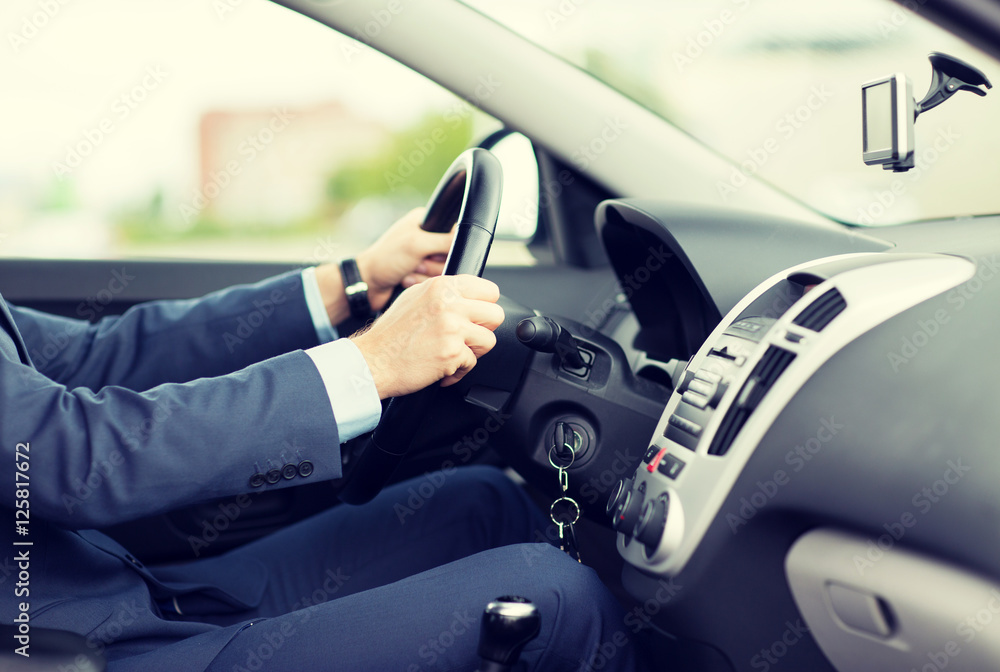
[297,460,314,478]
[265,469,282,484]
[281,463,297,480]
[249,473,266,488]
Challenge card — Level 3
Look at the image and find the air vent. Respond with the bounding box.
[793,288,846,332]
[708,346,796,456]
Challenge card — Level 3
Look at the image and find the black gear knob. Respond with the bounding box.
[476,596,542,672]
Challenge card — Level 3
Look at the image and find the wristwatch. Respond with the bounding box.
[339,258,372,319]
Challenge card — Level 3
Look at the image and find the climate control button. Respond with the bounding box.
[634,494,669,557]
[606,478,631,516]
[612,484,645,535]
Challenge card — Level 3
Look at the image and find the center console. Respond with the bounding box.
[608,252,974,577]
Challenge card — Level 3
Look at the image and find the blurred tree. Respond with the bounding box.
[327,111,474,207]
[37,177,77,212]
[583,48,679,124]
[113,110,478,249]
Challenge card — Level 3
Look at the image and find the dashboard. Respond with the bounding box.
[575,199,1000,671]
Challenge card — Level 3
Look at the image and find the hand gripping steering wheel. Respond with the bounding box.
[338,147,503,504]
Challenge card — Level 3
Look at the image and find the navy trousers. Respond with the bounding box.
[157,466,638,671]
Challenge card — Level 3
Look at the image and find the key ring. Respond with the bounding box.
[549,496,581,527]
[547,443,576,470]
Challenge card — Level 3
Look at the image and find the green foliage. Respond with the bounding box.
[115,206,328,245]
[37,178,77,212]
[583,48,679,123]
[326,110,475,206]
[113,109,477,246]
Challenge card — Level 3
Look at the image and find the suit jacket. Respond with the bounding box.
[0,270,345,670]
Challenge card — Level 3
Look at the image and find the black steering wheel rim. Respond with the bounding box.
[338,148,503,505]
[423,147,503,276]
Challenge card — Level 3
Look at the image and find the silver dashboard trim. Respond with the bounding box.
[618,253,976,575]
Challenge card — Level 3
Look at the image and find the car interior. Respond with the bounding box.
[4,0,1000,670]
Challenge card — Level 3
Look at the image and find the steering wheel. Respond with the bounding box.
[338,147,504,504]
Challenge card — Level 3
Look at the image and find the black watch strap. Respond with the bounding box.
[339,258,371,320]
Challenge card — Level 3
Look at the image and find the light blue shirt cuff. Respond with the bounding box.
[301,267,339,344]
[305,338,382,442]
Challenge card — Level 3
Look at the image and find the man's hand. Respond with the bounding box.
[314,208,455,325]
[357,207,455,311]
[350,275,504,399]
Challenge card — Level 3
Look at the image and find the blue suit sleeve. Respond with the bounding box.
[0,350,343,529]
[9,271,319,391]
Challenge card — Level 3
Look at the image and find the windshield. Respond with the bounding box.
[462,0,999,226]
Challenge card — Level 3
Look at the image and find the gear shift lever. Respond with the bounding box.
[477,596,541,672]
[516,316,585,369]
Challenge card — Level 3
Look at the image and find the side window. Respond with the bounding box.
[0,0,503,263]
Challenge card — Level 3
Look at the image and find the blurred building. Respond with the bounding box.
[197,101,387,225]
